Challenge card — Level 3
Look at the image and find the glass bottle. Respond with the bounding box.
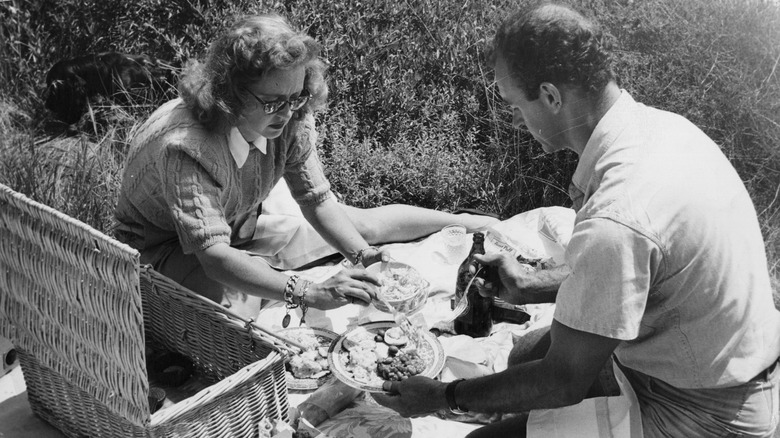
[453,232,493,337]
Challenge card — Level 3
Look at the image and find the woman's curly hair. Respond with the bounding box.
[178,14,328,129]
[488,3,614,100]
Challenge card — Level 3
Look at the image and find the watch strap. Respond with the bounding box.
[445,378,468,415]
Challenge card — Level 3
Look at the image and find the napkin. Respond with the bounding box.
[437,333,517,380]
[318,399,413,438]
[439,335,493,380]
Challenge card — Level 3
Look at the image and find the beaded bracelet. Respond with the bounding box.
[354,246,379,267]
[282,275,300,328]
[298,279,311,326]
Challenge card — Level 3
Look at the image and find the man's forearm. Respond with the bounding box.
[509,264,571,304]
[453,318,618,414]
[455,358,581,413]
[373,320,620,418]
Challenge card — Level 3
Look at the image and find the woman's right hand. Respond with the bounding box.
[304,268,381,310]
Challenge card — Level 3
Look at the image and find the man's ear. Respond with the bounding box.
[539,82,562,113]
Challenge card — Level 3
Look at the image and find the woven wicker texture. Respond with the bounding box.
[0,184,149,424]
[0,183,290,437]
[140,267,291,425]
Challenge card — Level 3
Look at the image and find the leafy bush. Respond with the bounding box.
[1,0,778,288]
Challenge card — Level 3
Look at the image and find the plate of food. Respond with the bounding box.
[328,321,445,393]
[280,327,339,390]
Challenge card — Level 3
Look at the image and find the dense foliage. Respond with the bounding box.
[1,0,779,294]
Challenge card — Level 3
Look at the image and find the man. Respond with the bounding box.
[374,3,780,437]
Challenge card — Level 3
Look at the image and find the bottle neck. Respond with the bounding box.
[470,232,485,256]
[470,241,485,257]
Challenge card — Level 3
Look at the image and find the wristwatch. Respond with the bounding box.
[445,378,468,415]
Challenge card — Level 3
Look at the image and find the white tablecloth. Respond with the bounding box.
[258,207,574,438]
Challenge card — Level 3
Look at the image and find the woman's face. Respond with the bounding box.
[237,65,306,141]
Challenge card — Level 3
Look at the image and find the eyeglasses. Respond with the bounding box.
[243,88,311,114]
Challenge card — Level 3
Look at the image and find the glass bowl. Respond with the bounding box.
[366,261,429,314]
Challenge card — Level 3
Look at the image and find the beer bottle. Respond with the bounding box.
[453,232,493,337]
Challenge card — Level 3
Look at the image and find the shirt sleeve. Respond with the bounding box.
[554,217,661,340]
[159,145,232,254]
[282,113,332,206]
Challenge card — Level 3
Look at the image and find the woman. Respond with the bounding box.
[114,14,496,320]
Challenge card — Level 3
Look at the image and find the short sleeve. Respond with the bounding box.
[554,217,661,340]
[283,113,332,206]
[159,146,232,253]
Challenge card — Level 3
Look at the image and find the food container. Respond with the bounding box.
[0,184,290,438]
[365,261,430,314]
[279,327,339,390]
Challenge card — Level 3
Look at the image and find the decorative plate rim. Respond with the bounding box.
[327,320,445,393]
[279,326,340,390]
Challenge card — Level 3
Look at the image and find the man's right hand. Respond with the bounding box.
[472,252,568,304]
[305,268,381,310]
[471,252,532,301]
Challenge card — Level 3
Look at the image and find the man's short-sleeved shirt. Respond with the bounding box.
[114,98,331,255]
[554,91,780,388]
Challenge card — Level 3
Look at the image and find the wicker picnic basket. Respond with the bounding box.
[0,183,291,437]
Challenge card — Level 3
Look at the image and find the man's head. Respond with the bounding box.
[489,3,618,153]
[488,3,614,100]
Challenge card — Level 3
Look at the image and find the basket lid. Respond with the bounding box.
[0,184,151,425]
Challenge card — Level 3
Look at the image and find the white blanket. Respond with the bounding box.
[258,206,640,438]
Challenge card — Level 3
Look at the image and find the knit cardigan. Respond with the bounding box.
[114,98,332,255]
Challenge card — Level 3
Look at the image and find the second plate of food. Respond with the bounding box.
[279,326,339,390]
[328,321,445,393]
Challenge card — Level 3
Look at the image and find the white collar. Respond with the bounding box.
[228,127,267,168]
[571,89,633,194]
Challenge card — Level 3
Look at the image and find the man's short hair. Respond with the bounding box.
[488,3,615,99]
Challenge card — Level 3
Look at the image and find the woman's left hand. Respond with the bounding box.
[358,246,391,267]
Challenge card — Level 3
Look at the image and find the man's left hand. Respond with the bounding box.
[372,376,448,418]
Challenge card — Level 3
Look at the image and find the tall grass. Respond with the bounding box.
[1,0,779,295]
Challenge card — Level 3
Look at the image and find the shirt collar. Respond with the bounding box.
[228,127,267,168]
[570,90,635,199]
